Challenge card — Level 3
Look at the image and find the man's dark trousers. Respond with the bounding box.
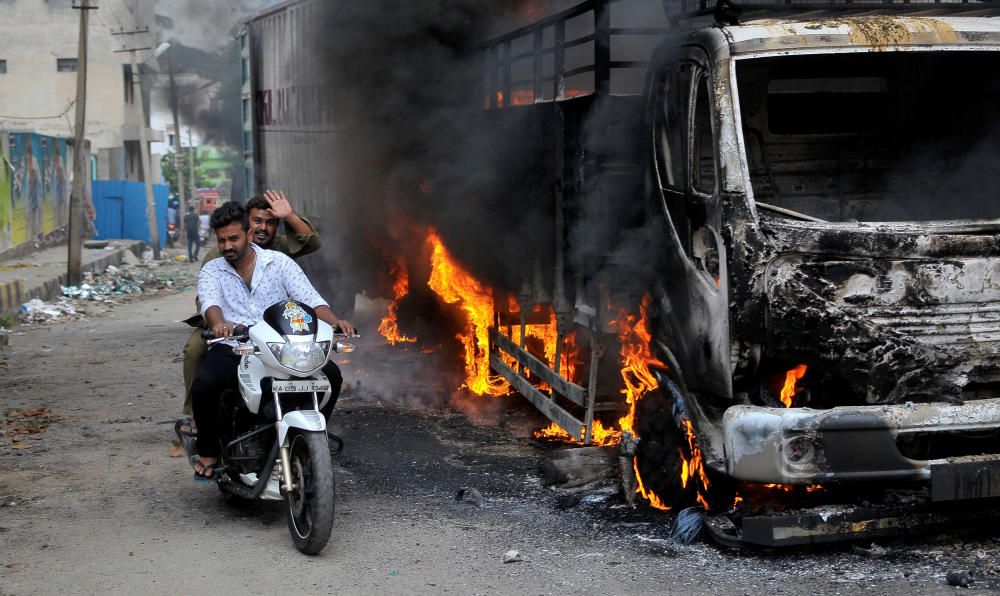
[191,344,343,458]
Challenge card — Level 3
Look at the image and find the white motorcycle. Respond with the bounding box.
[176,299,356,555]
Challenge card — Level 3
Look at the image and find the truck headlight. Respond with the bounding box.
[783,435,822,469]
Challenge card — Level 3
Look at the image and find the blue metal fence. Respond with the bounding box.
[92,180,168,243]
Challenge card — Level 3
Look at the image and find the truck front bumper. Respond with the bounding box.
[723,398,1000,497]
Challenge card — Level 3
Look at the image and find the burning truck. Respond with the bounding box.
[242,0,1000,546]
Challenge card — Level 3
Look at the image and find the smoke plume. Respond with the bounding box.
[307,0,672,318]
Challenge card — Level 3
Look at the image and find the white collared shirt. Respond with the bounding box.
[198,243,328,328]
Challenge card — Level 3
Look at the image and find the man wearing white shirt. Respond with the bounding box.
[190,202,354,480]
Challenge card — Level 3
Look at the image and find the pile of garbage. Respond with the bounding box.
[60,260,197,302]
[19,298,82,324]
[62,265,144,300]
[18,258,197,324]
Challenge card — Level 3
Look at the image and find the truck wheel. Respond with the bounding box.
[633,378,695,509]
[285,430,335,555]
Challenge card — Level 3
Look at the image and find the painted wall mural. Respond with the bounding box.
[0,132,70,252]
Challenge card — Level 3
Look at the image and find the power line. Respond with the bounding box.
[0,100,77,121]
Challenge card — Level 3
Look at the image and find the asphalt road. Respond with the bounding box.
[1,282,999,594]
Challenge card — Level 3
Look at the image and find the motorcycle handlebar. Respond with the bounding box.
[202,324,250,342]
[202,327,358,340]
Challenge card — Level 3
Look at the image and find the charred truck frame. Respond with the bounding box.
[244,0,1000,546]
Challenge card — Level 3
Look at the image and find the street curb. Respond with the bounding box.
[0,241,146,320]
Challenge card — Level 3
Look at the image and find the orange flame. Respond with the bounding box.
[679,419,712,510]
[532,420,620,447]
[378,257,417,346]
[634,457,670,511]
[426,230,509,396]
[615,297,663,437]
[780,364,808,408]
[492,89,535,108]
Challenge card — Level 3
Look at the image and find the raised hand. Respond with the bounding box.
[263,189,294,220]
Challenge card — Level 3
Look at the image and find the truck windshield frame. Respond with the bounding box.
[734,48,1000,224]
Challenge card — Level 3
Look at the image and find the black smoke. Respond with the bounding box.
[302,0,672,317]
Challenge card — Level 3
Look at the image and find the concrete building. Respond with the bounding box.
[0,0,163,183]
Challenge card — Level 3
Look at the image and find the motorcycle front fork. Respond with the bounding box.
[279,442,294,492]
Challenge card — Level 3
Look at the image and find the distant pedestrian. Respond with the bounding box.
[199,211,210,243]
[184,206,201,262]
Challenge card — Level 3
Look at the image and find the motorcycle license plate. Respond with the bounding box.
[272,379,330,393]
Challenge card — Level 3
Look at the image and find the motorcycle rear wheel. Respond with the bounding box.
[285,430,335,555]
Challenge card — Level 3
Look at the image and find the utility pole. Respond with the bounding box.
[114,27,160,259]
[188,127,196,209]
[68,0,96,286]
[167,48,187,245]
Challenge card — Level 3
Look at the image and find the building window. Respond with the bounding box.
[57,58,77,72]
[123,64,134,104]
[0,60,6,74]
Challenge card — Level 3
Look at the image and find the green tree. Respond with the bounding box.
[161,145,241,198]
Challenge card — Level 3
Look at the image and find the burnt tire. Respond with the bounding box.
[633,380,695,509]
[285,431,335,555]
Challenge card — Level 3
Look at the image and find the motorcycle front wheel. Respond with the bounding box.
[285,430,335,555]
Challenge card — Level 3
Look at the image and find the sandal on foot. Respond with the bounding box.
[191,456,219,484]
[174,418,198,460]
[174,417,197,437]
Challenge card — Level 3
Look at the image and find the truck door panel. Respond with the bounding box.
[651,54,732,399]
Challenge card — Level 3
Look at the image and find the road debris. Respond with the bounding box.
[502,550,523,563]
[16,259,197,324]
[669,507,705,545]
[947,570,974,588]
[852,543,890,557]
[540,446,618,488]
[455,487,485,507]
[19,298,80,323]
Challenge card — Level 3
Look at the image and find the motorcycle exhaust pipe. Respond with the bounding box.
[221,440,280,500]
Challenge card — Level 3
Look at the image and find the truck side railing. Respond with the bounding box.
[481,0,671,108]
[681,0,1000,25]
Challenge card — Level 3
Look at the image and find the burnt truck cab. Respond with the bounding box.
[476,0,1000,545]
[642,4,1000,544]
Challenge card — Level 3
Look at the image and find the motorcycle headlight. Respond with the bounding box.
[266,341,328,372]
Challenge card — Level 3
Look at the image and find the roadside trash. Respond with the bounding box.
[455,487,485,507]
[19,298,79,323]
[502,550,523,563]
[83,240,109,249]
[852,543,889,557]
[669,506,705,545]
[18,258,196,325]
[58,261,194,303]
[540,446,617,488]
[946,570,973,588]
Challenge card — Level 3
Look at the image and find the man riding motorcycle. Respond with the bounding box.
[181,189,322,417]
[189,201,353,479]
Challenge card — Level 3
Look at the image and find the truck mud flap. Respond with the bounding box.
[704,500,1000,548]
